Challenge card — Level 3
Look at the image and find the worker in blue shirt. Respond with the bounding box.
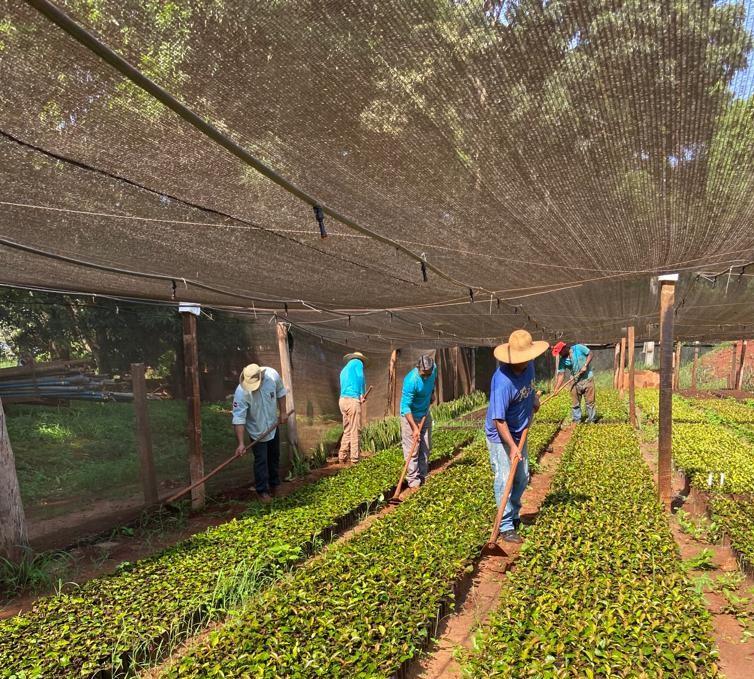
[339,351,368,463]
[552,341,596,423]
[485,330,548,543]
[399,354,437,488]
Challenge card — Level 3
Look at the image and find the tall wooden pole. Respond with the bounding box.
[729,342,738,389]
[181,311,204,510]
[618,336,627,395]
[673,342,682,390]
[736,340,747,390]
[275,322,298,450]
[658,274,677,508]
[386,349,399,417]
[691,345,699,390]
[453,345,461,400]
[628,326,636,427]
[613,342,620,388]
[470,348,476,392]
[131,363,158,505]
[0,398,27,562]
[436,350,444,404]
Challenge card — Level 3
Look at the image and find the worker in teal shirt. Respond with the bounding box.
[338,351,368,463]
[552,341,597,423]
[399,354,437,489]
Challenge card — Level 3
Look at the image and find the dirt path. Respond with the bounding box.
[639,435,754,678]
[412,425,572,679]
[141,443,473,678]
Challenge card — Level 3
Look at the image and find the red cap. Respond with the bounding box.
[552,341,566,356]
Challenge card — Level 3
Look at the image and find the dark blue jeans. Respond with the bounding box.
[251,429,280,494]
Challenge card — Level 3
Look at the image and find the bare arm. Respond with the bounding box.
[405,411,420,437]
[278,397,288,425]
[234,424,247,456]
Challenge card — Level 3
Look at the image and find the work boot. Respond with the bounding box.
[500,530,523,544]
[513,518,521,531]
[258,492,273,504]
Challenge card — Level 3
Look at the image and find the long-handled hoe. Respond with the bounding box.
[163,409,295,507]
[480,384,568,556]
[388,415,427,505]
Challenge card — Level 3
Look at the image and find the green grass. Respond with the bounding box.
[6,401,231,511]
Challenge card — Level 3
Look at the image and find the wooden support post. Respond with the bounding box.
[0,398,27,562]
[729,342,738,389]
[386,349,399,417]
[470,348,476,392]
[453,346,461,401]
[275,322,298,450]
[436,350,444,404]
[618,336,627,395]
[613,343,620,388]
[131,363,158,505]
[673,342,682,390]
[658,274,677,508]
[691,345,699,391]
[628,326,636,427]
[181,309,204,511]
[736,340,747,391]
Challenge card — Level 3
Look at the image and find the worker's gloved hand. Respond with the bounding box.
[235,443,247,457]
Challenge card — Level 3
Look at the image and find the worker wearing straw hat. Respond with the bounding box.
[552,341,597,423]
[399,354,437,488]
[339,351,369,464]
[485,330,548,543]
[232,364,288,503]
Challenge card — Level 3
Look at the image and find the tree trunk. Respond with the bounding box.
[0,398,28,562]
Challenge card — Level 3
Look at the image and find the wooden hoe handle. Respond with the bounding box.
[391,416,427,501]
[488,426,530,544]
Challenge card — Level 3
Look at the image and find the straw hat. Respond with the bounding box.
[494,330,549,364]
[240,363,264,392]
[343,351,369,366]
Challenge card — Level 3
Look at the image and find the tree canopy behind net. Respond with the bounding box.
[1,0,754,347]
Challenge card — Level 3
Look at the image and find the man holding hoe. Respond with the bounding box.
[486,330,548,543]
[232,363,288,503]
[400,354,437,488]
[552,341,597,423]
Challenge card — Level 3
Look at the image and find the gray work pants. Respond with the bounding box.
[400,414,432,487]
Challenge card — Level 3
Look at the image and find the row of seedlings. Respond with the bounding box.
[710,496,754,576]
[0,425,475,677]
[464,424,719,677]
[633,388,708,423]
[156,441,493,677]
[672,424,754,495]
[360,391,487,451]
[159,423,559,678]
[593,387,628,422]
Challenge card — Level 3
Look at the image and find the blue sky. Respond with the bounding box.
[730,0,754,98]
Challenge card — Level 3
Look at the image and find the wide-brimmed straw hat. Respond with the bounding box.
[240,363,264,392]
[343,351,369,366]
[494,330,549,364]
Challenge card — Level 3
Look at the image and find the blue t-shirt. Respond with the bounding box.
[340,359,365,399]
[557,344,593,381]
[400,366,437,419]
[485,362,536,444]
